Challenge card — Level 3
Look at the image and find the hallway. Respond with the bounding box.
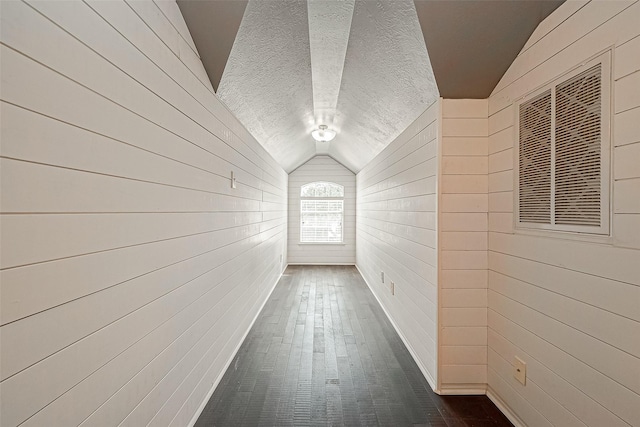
[196,266,511,426]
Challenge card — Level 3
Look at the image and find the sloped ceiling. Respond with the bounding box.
[327,0,438,173]
[177,1,248,92]
[179,0,563,173]
[216,1,317,172]
[414,0,564,99]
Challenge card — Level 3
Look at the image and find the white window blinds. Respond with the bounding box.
[300,200,344,243]
[300,182,344,243]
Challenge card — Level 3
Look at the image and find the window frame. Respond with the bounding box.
[514,50,612,236]
[299,182,345,244]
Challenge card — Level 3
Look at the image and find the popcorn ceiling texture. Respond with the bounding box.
[307,0,355,155]
[218,0,439,173]
[217,0,316,173]
[330,0,438,172]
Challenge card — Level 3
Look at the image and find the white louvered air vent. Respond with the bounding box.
[516,52,610,235]
[519,90,552,224]
[554,64,602,226]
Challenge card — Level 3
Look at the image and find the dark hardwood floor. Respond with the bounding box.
[195,265,512,427]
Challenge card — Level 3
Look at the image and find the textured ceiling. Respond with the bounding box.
[307,0,355,156]
[180,0,564,173]
[328,0,438,171]
[217,1,317,172]
[218,0,438,173]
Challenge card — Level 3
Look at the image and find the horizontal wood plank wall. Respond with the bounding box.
[356,100,440,388]
[487,1,640,426]
[439,99,489,394]
[0,1,287,426]
[288,155,356,265]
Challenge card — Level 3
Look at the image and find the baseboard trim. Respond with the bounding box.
[355,264,437,391]
[287,262,356,266]
[188,266,285,426]
[437,385,486,395]
[486,386,527,427]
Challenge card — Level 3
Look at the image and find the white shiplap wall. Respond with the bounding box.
[439,99,489,393]
[486,2,640,426]
[288,155,356,265]
[0,2,287,426]
[356,100,440,388]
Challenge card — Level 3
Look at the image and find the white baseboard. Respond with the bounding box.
[487,386,527,427]
[437,384,486,395]
[355,264,437,391]
[188,266,285,426]
[287,262,355,266]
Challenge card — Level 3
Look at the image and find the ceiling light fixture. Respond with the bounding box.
[311,125,336,142]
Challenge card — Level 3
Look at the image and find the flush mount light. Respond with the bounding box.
[311,125,336,142]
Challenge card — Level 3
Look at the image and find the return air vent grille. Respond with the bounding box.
[554,64,602,226]
[516,52,609,235]
[519,91,552,224]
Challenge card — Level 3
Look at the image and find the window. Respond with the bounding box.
[300,182,344,243]
[516,52,610,235]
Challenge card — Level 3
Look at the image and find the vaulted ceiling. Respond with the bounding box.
[178,0,563,173]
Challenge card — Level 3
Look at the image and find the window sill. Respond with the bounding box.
[298,242,346,246]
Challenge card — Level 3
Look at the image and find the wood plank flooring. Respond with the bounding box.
[195,265,512,426]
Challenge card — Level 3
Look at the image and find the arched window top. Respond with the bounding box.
[300,181,344,198]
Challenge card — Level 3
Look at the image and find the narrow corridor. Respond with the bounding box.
[196,266,511,426]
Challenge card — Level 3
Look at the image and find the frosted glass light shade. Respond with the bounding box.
[311,125,336,142]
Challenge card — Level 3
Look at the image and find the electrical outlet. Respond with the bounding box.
[381,271,384,283]
[390,281,395,295]
[514,356,526,385]
[231,171,237,189]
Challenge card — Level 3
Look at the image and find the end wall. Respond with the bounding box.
[356,100,440,387]
[0,1,287,426]
[288,155,356,264]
